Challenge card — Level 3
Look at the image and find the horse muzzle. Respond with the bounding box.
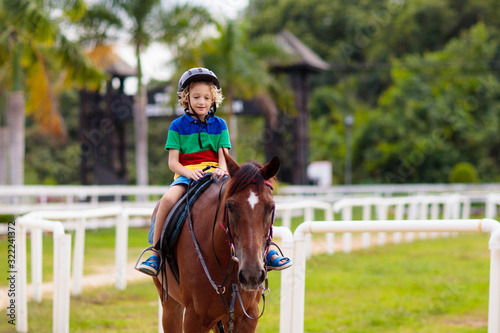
[238,262,266,291]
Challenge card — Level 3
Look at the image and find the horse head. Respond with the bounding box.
[223,151,280,291]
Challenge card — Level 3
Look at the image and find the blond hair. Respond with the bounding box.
[178,81,224,110]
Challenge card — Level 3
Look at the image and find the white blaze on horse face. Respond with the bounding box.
[247,191,259,210]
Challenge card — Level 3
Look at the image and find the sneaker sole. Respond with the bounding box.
[137,266,158,276]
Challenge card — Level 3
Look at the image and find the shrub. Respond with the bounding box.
[449,162,479,183]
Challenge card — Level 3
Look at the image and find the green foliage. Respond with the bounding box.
[0,214,14,223]
[9,0,500,185]
[449,162,479,183]
[355,23,500,183]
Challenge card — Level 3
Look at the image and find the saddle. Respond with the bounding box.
[156,174,215,283]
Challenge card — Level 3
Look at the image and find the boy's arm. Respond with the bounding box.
[212,147,229,178]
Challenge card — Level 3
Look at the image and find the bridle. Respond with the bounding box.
[186,173,275,333]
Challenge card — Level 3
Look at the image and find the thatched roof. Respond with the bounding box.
[87,45,136,78]
[275,29,329,72]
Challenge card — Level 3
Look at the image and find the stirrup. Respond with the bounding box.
[265,242,292,271]
[135,246,162,275]
[268,241,285,256]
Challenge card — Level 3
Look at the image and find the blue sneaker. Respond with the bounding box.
[137,255,160,276]
[265,249,292,271]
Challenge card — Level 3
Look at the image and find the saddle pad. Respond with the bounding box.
[159,174,214,251]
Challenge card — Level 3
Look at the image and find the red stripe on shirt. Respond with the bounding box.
[179,150,218,166]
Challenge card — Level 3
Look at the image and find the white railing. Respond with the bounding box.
[16,214,72,333]
[486,193,500,219]
[275,200,333,258]
[333,194,470,252]
[1,183,499,211]
[278,183,500,198]
[288,219,500,333]
[11,197,500,332]
[23,206,155,294]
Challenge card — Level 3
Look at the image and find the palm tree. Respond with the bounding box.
[111,0,214,186]
[110,0,160,187]
[0,0,103,185]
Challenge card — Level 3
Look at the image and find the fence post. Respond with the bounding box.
[376,203,388,245]
[31,228,43,302]
[72,217,86,295]
[304,208,314,258]
[273,226,295,333]
[115,209,129,290]
[488,228,500,333]
[291,226,307,333]
[16,223,28,333]
[53,234,72,333]
[361,204,371,249]
[341,207,352,253]
[325,206,334,255]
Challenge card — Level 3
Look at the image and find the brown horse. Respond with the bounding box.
[153,152,280,332]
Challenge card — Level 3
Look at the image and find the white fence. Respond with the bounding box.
[275,200,334,257]
[333,194,470,252]
[287,219,500,333]
[19,206,155,295]
[16,214,72,333]
[2,183,500,215]
[11,197,500,332]
[486,193,500,219]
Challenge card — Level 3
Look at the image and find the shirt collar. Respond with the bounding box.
[183,113,214,124]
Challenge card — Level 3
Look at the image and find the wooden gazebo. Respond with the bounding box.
[79,47,136,185]
[269,30,329,185]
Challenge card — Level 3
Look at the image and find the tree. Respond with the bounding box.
[356,23,500,183]
[246,0,499,105]
[110,0,160,187]
[110,0,214,186]
[0,0,103,185]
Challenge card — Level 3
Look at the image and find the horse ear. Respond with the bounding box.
[223,149,240,176]
[261,156,280,180]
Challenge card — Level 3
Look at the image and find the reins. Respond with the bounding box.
[186,169,273,333]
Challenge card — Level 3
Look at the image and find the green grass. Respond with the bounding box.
[3,230,491,332]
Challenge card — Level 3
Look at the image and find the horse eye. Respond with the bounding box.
[267,203,275,214]
[226,201,235,213]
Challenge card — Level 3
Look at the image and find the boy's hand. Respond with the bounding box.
[187,169,205,181]
[212,167,228,179]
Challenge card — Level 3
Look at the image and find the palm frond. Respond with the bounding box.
[25,46,66,140]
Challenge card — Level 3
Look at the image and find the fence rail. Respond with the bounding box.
[2,183,500,206]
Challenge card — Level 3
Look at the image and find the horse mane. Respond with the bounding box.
[226,161,273,198]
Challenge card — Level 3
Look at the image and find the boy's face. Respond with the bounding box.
[189,82,214,120]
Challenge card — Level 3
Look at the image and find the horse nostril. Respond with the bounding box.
[259,269,266,284]
[238,270,247,285]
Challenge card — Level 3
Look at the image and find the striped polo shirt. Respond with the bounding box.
[165,114,231,179]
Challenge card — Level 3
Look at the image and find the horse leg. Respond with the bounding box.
[153,278,184,333]
[183,307,210,333]
[234,316,258,332]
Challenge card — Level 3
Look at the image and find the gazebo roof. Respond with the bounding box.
[105,56,136,78]
[87,45,136,78]
[275,29,329,72]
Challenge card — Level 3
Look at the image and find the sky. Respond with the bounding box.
[119,0,249,95]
